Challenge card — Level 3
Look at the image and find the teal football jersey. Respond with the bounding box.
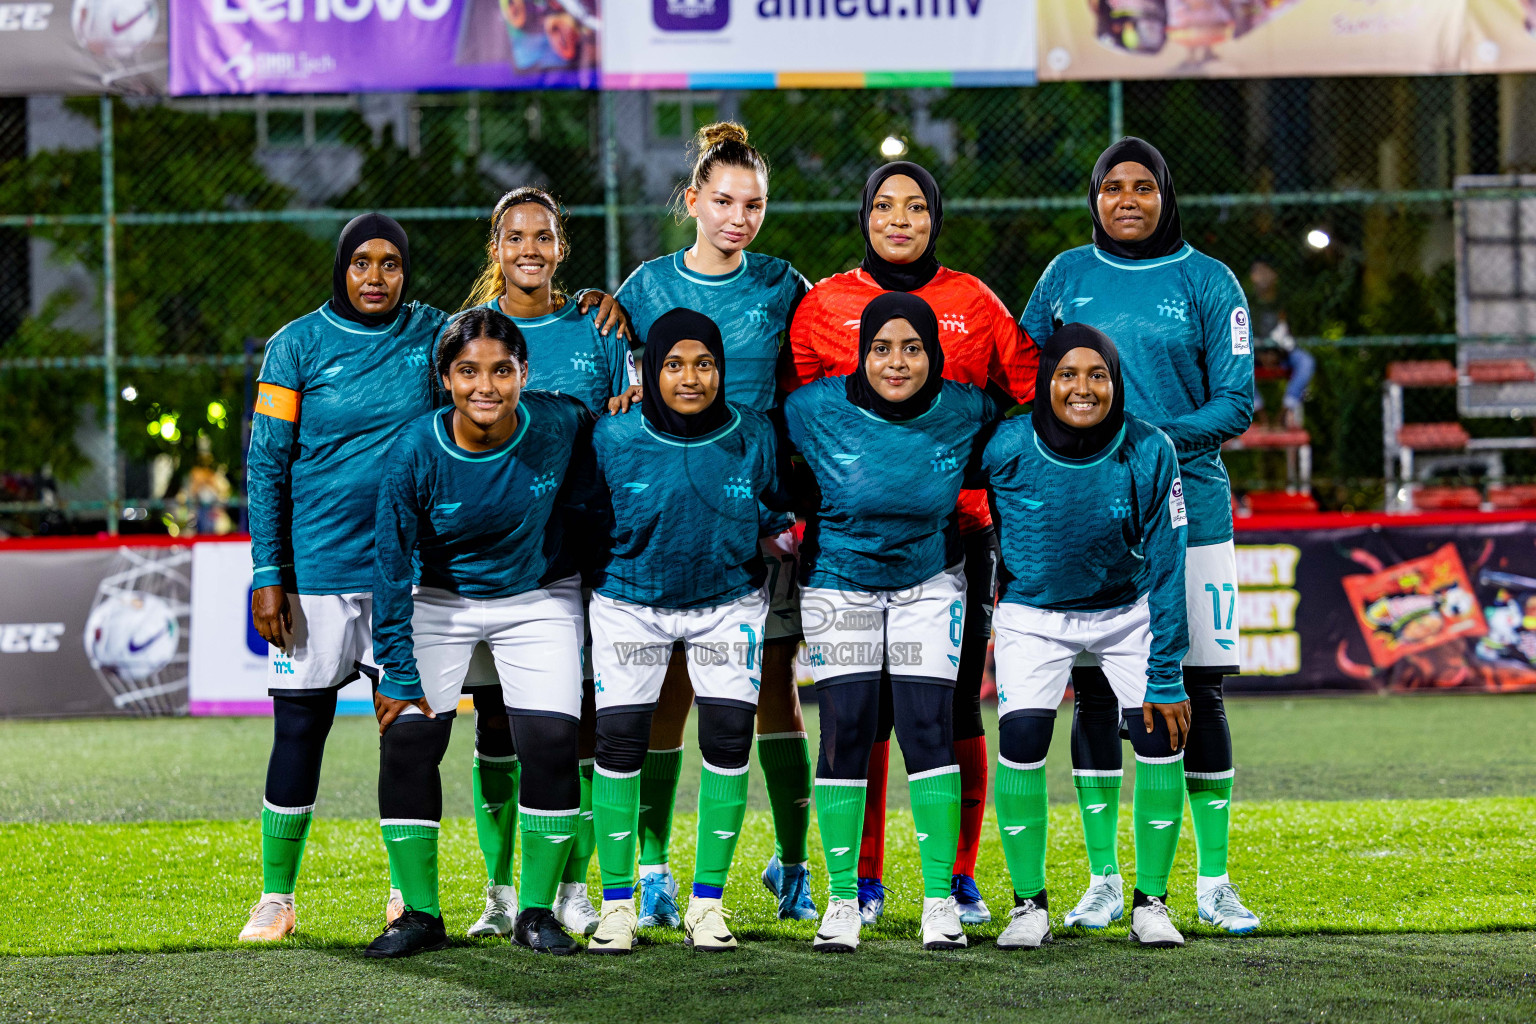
[616,248,808,413]
[979,413,1189,702]
[784,378,998,592]
[1019,243,1253,546]
[480,298,635,415]
[372,393,591,698]
[248,301,448,595]
[590,404,783,609]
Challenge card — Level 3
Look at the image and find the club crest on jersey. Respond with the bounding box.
[722,476,753,500]
[939,314,968,334]
[1156,299,1189,322]
[529,472,559,496]
[744,304,769,326]
[1109,499,1132,520]
[930,447,959,473]
[570,352,598,374]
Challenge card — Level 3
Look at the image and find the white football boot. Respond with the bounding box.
[996,897,1053,950]
[683,897,738,952]
[552,882,601,937]
[1129,895,1185,948]
[466,883,517,938]
[587,898,638,956]
[920,896,968,950]
[812,897,863,953]
[1197,876,1260,934]
[1063,870,1125,929]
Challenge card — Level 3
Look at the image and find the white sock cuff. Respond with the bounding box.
[702,759,750,777]
[908,764,960,782]
[1185,768,1235,780]
[758,731,808,742]
[647,746,684,755]
[1072,769,1124,779]
[1134,752,1185,765]
[595,764,641,779]
[814,777,867,788]
[263,800,315,816]
[473,750,519,764]
[379,818,440,829]
[999,755,1047,772]
[519,805,580,818]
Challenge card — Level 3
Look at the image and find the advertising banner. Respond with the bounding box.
[167,0,599,96]
[599,0,1037,89]
[0,538,190,718]
[1464,0,1536,72]
[187,539,375,715]
[1229,511,1536,693]
[1037,0,1466,81]
[0,0,167,95]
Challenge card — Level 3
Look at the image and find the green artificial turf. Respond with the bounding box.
[1,693,1533,1022]
[2,693,1533,824]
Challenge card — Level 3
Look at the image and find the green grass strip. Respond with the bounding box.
[3,799,1532,957]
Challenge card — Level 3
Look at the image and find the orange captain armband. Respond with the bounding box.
[255,383,300,422]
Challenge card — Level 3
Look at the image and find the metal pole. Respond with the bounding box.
[1108,80,1123,145]
[101,96,119,536]
[602,90,620,293]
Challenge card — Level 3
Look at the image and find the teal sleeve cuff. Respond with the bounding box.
[251,565,286,590]
[378,674,425,702]
[1144,678,1189,705]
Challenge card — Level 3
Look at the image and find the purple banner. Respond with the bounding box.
[168,0,599,96]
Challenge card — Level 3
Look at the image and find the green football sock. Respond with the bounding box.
[757,732,812,865]
[814,779,866,901]
[907,767,962,899]
[260,804,312,895]
[1186,768,1234,881]
[994,759,1049,898]
[562,761,596,885]
[381,820,440,918]
[637,747,683,868]
[471,752,519,887]
[593,765,642,895]
[1132,755,1186,897]
[694,761,750,895]
[518,807,578,912]
[1073,769,1123,877]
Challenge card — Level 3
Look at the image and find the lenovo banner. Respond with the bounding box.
[167,0,599,95]
[0,0,167,94]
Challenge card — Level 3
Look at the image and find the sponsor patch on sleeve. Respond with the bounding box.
[1230,307,1251,356]
[1169,476,1188,529]
[625,349,639,387]
[255,383,299,422]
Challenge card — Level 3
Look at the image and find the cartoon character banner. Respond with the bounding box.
[1036,0,1466,81]
[0,0,167,94]
[1229,513,1536,694]
[167,0,599,95]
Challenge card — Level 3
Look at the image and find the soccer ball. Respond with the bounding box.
[72,0,159,63]
[84,592,180,681]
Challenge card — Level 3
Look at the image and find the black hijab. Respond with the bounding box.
[1089,137,1184,261]
[858,161,944,293]
[329,213,411,327]
[845,292,946,422]
[641,308,731,439]
[1033,323,1125,461]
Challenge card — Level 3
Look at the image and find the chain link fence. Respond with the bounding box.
[0,77,1524,535]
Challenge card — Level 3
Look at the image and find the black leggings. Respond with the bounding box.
[818,676,954,781]
[1070,665,1232,774]
[874,527,997,745]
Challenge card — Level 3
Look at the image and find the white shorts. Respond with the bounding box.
[995,597,1154,716]
[760,529,802,642]
[801,567,967,687]
[1073,539,1240,672]
[268,592,376,695]
[408,576,585,719]
[1183,539,1240,670]
[588,587,771,712]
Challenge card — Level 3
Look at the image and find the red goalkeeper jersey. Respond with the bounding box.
[783,266,1039,534]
